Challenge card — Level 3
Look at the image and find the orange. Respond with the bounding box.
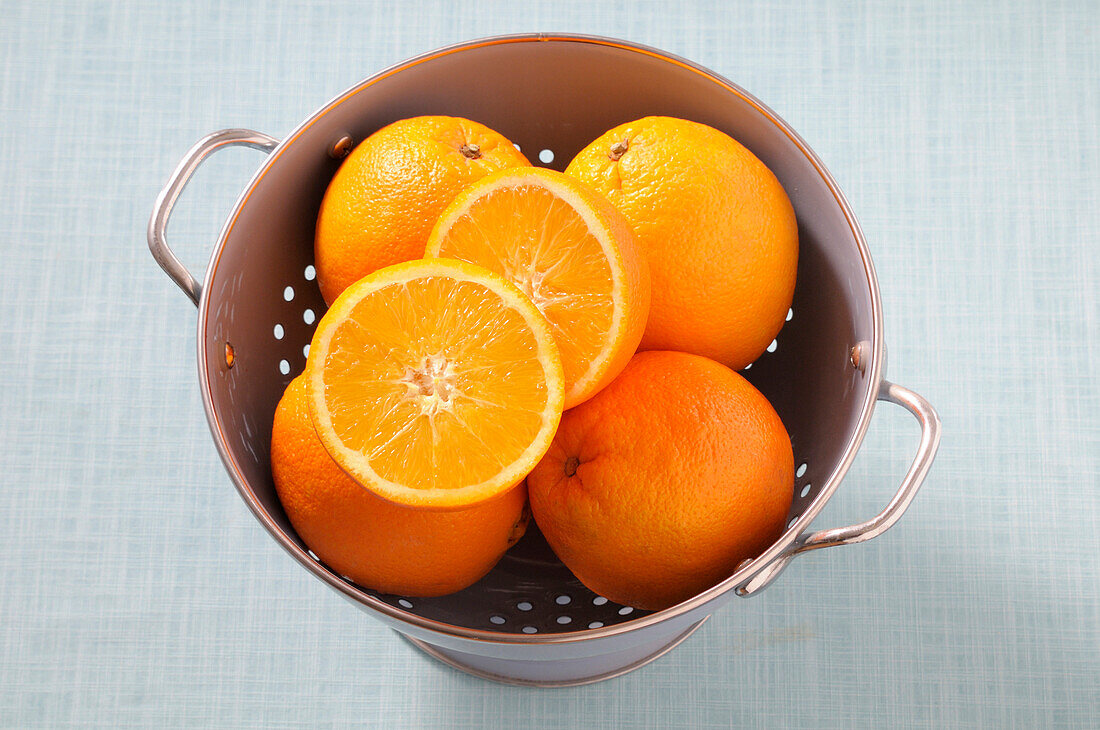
[527,351,794,611]
[426,167,650,409]
[272,376,529,597]
[565,116,798,370]
[305,258,564,510]
[315,116,529,304]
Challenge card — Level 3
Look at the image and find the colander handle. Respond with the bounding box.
[737,380,941,596]
[147,129,280,306]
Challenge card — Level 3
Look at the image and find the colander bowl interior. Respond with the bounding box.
[196,35,880,640]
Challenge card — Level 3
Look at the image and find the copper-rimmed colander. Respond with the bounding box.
[148,34,940,687]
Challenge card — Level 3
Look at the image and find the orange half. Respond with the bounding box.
[305,258,565,509]
[426,167,650,409]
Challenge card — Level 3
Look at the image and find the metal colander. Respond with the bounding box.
[148,34,940,686]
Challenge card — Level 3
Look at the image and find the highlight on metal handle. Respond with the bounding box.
[147,129,279,306]
[738,380,941,596]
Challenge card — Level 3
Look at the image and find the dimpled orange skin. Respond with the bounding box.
[315,116,529,305]
[271,377,529,597]
[527,351,794,611]
[565,116,798,370]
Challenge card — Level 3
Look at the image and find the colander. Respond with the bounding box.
[148,34,941,687]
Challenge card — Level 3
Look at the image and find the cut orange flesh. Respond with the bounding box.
[305,258,565,509]
[426,167,650,409]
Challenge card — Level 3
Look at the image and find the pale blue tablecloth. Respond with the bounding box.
[1,1,1097,727]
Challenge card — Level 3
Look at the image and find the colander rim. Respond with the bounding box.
[196,32,884,646]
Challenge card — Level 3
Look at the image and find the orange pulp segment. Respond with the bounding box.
[426,167,649,409]
[306,258,565,509]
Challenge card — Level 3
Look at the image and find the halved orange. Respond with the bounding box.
[305,258,565,510]
[426,167,650,409]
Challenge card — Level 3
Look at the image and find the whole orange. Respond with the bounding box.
[271,376,529,597]
[314,116,529,304]
[565,116,798,370]
[527,351,793,611]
